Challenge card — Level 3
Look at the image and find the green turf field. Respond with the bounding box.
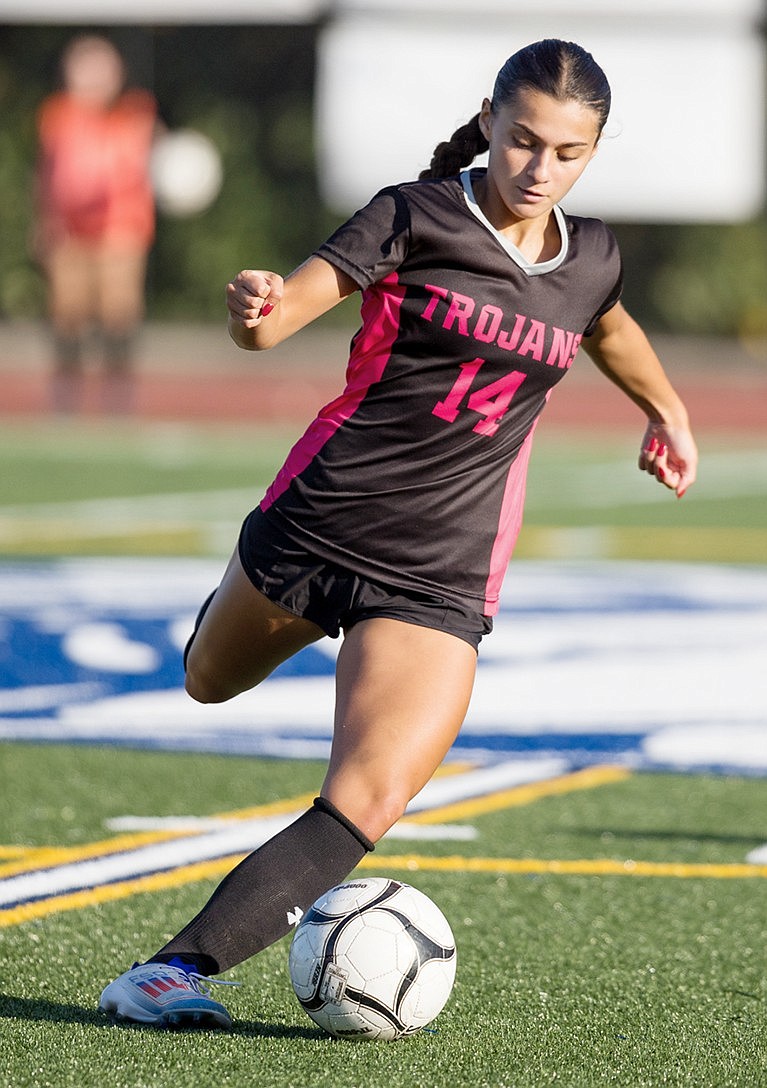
[0,418,765,562]
[1,415,765,1085]
[1,744,765,1088]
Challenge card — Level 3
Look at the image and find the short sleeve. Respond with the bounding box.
[315,186,411,290]
[583,258,617,335]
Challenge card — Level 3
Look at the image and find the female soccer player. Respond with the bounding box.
[100,39,697,1028]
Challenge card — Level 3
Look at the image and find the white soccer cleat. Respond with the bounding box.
[99,962,234,1029]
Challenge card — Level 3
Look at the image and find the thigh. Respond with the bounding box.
[184,549,326,703]
[322,617,478,842]
[96,248,147,331]
[47,241,94,332]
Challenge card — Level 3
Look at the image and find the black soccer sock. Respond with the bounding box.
[51,335,84,414]
[150,797,374,974]
[102,331,134,375]
[53,333,83,374]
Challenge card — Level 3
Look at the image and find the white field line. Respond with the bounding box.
[103,815,477,842]
[0,487,257,521]
[0,760,554,907]
[0,488,256,543]
[0,447,764,546]
[0,683,105,712]
[531,449,767,507]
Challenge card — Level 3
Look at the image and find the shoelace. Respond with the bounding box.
[186,971,242,997]
[133,963,243,998]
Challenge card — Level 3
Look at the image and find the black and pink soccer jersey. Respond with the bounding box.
[259,169,622,616]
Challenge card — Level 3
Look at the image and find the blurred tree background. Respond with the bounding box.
[0,23,764,336]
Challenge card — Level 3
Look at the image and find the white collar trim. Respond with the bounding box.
[460,169,568,276]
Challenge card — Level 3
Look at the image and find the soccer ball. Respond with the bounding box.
[150,129,223,217]
[288,877,457,1041]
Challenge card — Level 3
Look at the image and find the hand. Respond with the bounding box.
[638,421,698,498]
[226,269,284,328]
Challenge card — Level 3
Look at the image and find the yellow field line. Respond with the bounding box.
[0,834,204,879]
[0,766,474,879]
[361,855,767,880]
[0,792,318,879]
[0,767,617,926]
[0,856,245,927]
[3,850,767,929]
[4,765,764,930]
[407,765,630,824]
[0,770,470,927]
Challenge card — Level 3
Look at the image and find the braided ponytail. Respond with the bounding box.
[419,114,488,180]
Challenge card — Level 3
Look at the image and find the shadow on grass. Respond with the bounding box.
[562,826,765,847]
[0,993,324,1040]
[230,1019,325,1041]
[0,994,102,1027]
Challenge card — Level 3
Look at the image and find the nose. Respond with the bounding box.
[526,150,551,183]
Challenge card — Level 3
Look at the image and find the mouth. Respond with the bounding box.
[518,187,547,203]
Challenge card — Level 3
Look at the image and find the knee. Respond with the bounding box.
[184,660,230,704]
[325,777,412,845]
[368,797,410,843]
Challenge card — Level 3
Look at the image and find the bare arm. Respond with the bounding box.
[226,256,358,351]
[582,302,698,498]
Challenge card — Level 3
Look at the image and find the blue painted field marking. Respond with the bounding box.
[0,558,765,775]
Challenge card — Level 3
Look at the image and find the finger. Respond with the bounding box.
[225,281,251,309]
[240,283,282,317]
[226,270,283,328]
[227,282,267,307]
[675,468,695,499]
[226,281,272,326]
[228,272,272,308]
[638,435,659,471]
[656,458,688,493]
[261,278,283,306]
[244,299,273,326]
[248,285,282,321]
[657,442,695,495]
[234,269,269,292]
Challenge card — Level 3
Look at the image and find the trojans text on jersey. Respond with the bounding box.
[420,283,582,370]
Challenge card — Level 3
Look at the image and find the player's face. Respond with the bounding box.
[478,88,601,226]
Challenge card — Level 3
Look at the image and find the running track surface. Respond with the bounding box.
[1,324,766,430]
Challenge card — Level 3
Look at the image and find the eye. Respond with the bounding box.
[557,150,586,164]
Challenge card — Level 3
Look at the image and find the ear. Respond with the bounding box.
[478,98,493,141]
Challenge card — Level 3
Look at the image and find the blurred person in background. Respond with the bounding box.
[33,34,157,414]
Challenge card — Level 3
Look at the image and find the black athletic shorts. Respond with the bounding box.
[237,506,493,651]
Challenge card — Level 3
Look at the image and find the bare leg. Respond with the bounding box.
[184,549,326,703]
[105,588,478,980]
[154,614,476,971]
[322,617,478,842]
[97,248,147,414]
[46,241,93,414]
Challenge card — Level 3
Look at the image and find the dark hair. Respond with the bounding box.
[419,39,611,179]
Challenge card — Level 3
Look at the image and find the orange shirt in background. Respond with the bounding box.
[37,88,157,250]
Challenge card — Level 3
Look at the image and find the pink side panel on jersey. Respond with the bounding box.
[261,273,406,511]
[483,417,540,616]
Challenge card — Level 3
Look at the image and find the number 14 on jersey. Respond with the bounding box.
[432,358,527,437]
